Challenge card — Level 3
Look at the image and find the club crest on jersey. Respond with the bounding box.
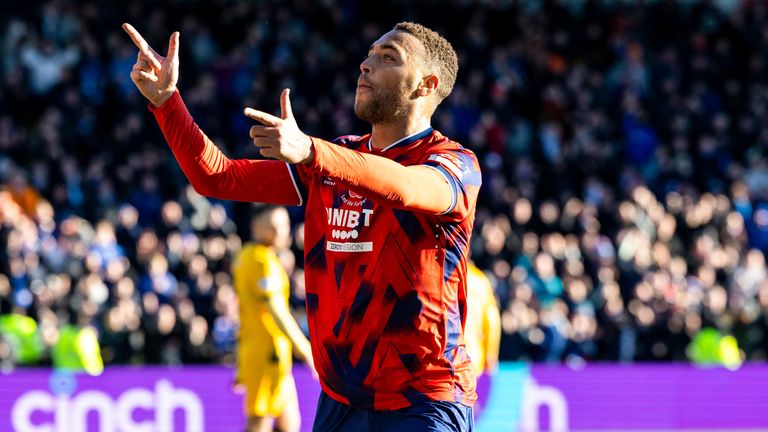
[341,189,366,207]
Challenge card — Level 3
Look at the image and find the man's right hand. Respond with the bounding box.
[122,23,179,107]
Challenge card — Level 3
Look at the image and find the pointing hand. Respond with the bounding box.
[244,89,315,164]
[122,23,180,107]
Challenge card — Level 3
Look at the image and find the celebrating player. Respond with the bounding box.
[233,206,314,432]
[123,20,481,431]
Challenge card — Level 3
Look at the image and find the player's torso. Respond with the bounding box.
[300,133,476,409]
[234,244,291,358]
[303,135,448,323]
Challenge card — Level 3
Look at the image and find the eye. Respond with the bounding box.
[384,54,395,61]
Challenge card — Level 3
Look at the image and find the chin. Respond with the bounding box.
[353,105,368,122]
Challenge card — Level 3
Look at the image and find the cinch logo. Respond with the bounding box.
[11,379,204,432]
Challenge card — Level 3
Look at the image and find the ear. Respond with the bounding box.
[417,74,439,97]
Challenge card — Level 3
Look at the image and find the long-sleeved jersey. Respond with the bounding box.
[150,91,481,410]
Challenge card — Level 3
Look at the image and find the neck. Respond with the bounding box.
[369,115,431,150]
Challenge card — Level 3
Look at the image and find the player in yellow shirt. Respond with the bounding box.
[233,206,315,432]
[464,262,501,376]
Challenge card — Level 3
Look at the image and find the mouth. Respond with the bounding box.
[357,79,373,91]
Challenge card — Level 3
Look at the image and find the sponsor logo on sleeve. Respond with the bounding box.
[428,154,469,179]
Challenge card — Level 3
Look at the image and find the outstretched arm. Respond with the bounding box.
[123,24,304,205]
[150,92,304,204]
[307,137,476,218]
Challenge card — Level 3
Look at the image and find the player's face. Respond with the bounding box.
[355,30,422,124]
[253,209,292,250]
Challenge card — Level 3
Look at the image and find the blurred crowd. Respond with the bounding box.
[3,0,768,369]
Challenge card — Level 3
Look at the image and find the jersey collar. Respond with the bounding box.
[367,127,434,152]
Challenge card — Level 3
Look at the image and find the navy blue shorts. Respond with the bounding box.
[312,392,474,432]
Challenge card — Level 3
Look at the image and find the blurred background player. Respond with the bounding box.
[233,205,315,432]
[464,262,501,377]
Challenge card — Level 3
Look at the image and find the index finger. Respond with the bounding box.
[122,23,162,70]
[243,108,282,127]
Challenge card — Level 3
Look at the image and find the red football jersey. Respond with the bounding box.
[294,129,481,410]
[149,92,481,411]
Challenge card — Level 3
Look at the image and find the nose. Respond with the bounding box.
[360,56,373,74]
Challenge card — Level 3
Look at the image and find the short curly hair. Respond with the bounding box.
[393,22,458,105]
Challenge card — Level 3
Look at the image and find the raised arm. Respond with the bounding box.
[123,24,304,205]
[150,92,304,204]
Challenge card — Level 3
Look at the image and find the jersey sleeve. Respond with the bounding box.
[294,135,360,195]
[149,91,305,205]
[422,147,482,221]
[304,136,457,214]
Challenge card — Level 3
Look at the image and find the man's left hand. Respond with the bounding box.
[244,89,314,164]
